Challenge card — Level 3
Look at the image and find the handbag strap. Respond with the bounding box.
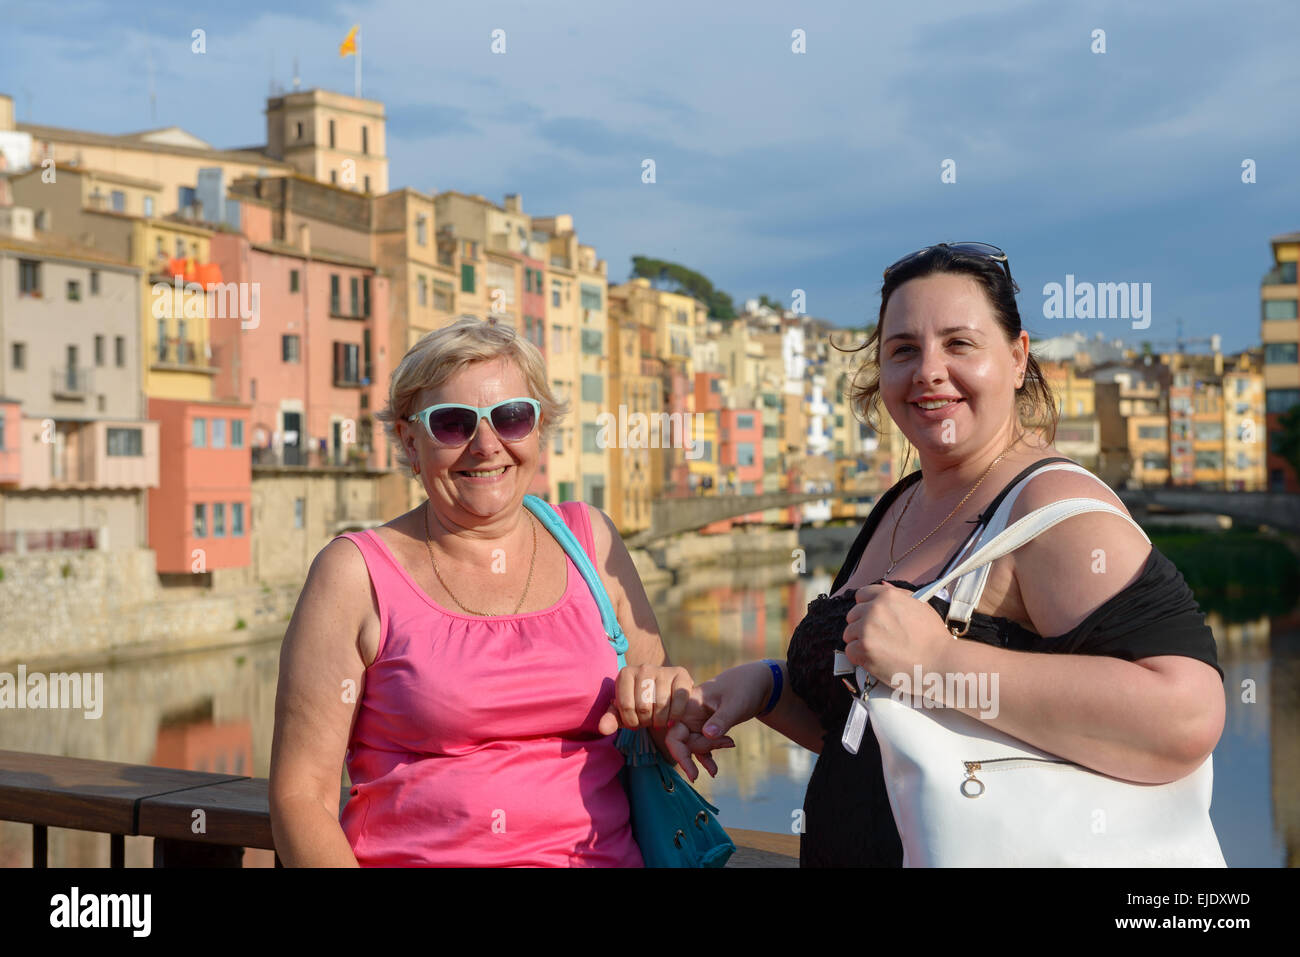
[521,495,630,668]
[913,495,1150,606]
[942,463,1121,631]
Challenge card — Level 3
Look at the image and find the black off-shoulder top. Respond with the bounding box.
[785,456,1224,867]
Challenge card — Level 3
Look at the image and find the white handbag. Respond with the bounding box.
[850,463,1226,867]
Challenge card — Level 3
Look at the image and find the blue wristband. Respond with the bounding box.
[757,659,784,717]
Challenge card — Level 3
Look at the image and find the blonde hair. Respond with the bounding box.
[374,315,568,478]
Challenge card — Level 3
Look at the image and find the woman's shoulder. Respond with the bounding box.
[1003,461,1152,637]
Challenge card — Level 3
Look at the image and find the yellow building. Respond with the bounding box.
[1262,230,1300,492]
[265,89,389,195]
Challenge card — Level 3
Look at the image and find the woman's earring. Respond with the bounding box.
[411,458,420,475]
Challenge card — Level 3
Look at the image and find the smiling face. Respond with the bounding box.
[398,357,541,526]
[878,272,1029,458]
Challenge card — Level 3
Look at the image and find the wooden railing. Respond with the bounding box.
[0,750,797,867]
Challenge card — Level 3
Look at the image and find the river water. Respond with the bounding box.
[1,546,1295,867]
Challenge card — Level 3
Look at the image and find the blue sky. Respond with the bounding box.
[3,0,1297,353]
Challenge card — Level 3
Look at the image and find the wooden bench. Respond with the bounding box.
[0,750,798,867]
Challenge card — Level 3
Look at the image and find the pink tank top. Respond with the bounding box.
[334,500,643,867]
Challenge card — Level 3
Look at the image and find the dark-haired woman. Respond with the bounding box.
[687,243,1225,866]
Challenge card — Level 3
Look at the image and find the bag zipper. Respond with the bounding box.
[961,757,1074,797]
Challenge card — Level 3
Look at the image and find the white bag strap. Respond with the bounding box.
[914,495,1150,607]
[942,463,1128,632]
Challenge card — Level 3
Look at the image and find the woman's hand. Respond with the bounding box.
[842,583,952,691]
[599,665,737,782]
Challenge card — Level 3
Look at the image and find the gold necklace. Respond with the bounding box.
[886,438,1019,576]
[423,502,537,616]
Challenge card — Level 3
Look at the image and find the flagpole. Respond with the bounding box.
[355,28,361,97]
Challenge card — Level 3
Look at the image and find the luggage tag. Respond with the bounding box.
[840,664,876,755]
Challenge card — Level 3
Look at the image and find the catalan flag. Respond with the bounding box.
[339,25,358,57]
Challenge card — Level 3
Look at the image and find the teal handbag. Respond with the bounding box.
[522,495,736,868]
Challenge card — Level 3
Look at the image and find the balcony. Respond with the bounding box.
[17,418,160,490]
[251,444,374,470]
[0,527,101,555]
[51,367,92,400]
[1262,262,1297,286]
[152,339,216,374]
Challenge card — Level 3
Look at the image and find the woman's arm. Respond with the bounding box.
[269,538,373,867]
[695,659,828,755]
[928,475,1224,784]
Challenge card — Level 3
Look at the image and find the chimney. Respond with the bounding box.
[298,222,311,254]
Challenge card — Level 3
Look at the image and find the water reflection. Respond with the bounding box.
[1,543,1295,867]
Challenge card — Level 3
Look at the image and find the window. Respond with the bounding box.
[363,328,372,381]
[155,237,164,258]
[334,342,360,385]
[1263,299,1298,320]
[94,335,104,366]
[461,263,476,293]
[581,329,603,354]
[364,175,371,193]
[90,271,100,295]
[290,269,299,293]
[1137,424,1167,440]
[1194,450,1223,470]
[110,190,125,212]
[525,269,532,294]
[350,276,359,316]
[0,415,4,451]
[554,430,564,455]
[106,428,142,456]
[710,379,721,393]
[295,121,303,140]
[232,503,245,536]
[1235,378,1247,397]
[143,196,154,218]
[231,420,244,448]
[738,414,754,430]
[361,126,369,154]
[115,336,125,367]
[551,281,561,308]
[294,497,305,529]
[1266,389,1300,414]
[582,374,603,402]
[175,237,185,258]
[330,274,341,314]
[580,283,603,311]
[416,215,427,245]
[738,442,756,467]
[330,170,338,185]
[193,418,206,448]
[363,276,371,317]
[194,504,207,538]
[67,280,80,301]
[329,119,336,148]
[1141,453,1168,471]
[212,418,226,449]
[420,280,447,313]
[1265,342,1299,364]
[213,503,226,538]
[1193,421,1223,441]
[250,379,257,400]
[11,343,24,370]
[282,335,300,362]
[583,423,601,453]
[18,260,40,295]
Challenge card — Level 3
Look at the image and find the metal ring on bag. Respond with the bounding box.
[694,810,708,828]
[673,829,685,848]
[960,777,985,798]
[661,775,675,793]
[949,617,971,637]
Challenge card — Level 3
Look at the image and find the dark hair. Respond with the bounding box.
[838,245,1058,450]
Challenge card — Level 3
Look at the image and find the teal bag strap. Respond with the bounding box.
[522,495,629,668]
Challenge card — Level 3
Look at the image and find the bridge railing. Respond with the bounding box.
[0,749,797,867]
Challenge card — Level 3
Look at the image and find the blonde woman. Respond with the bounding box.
[689,243,1225,866]
[269,316,725,867]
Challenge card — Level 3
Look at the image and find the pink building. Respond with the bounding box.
[209,200,390,470]
[147,397,250,575]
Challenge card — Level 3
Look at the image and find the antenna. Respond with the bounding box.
[270,49,276,95]
[143,25,157,125]
[293,55,301,90]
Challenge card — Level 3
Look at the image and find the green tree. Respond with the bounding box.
[757,294,783,311]
[629,256,737,320]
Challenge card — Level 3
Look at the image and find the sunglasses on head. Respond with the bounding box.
[407,398,540,447]
[883,242,1012,284]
